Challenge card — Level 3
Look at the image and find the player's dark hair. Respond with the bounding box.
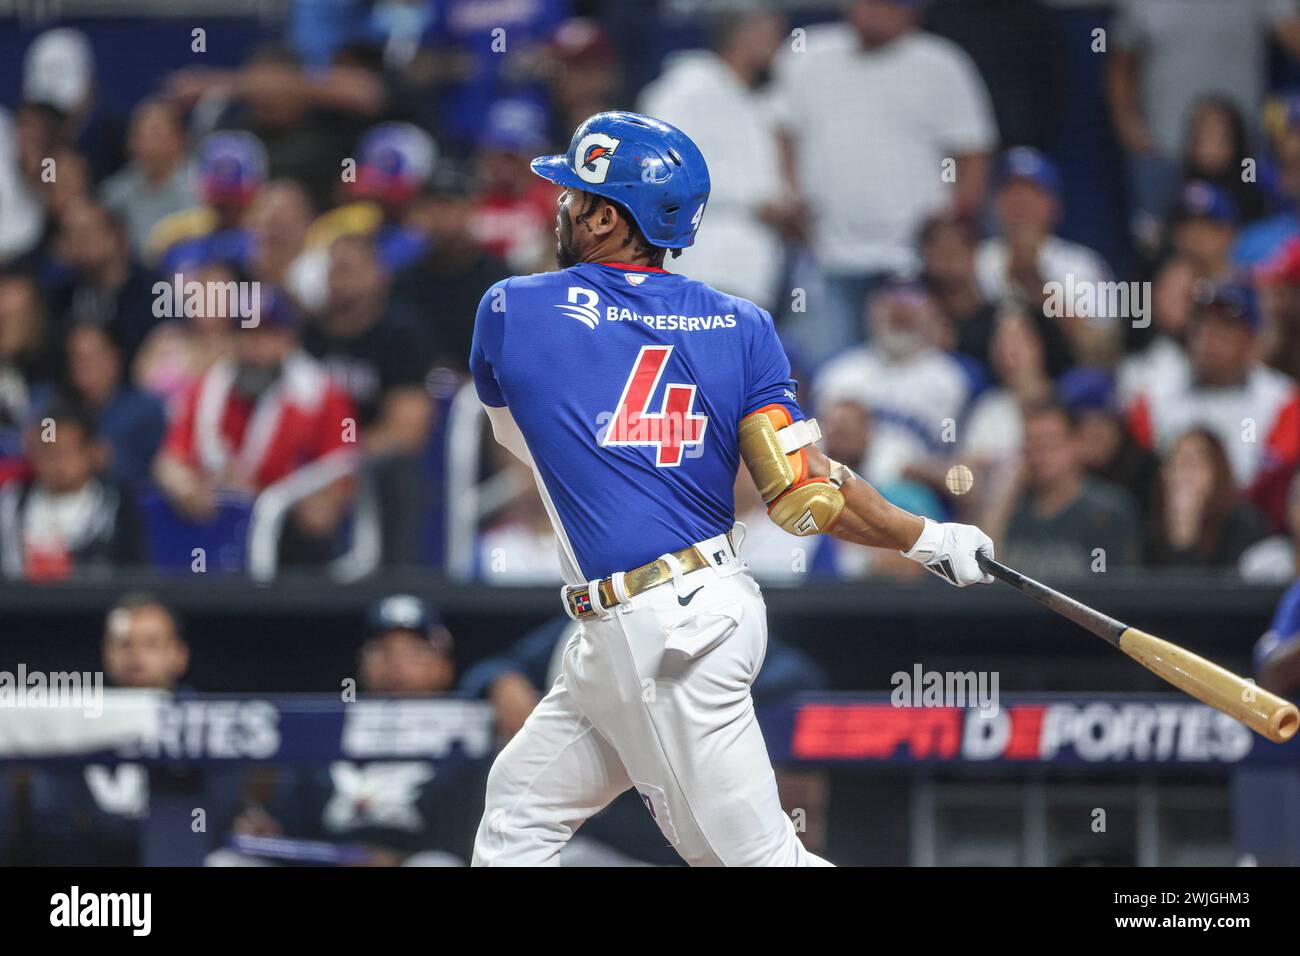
[576,193,678,268]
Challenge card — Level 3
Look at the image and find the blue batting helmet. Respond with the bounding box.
[530,111,711,249]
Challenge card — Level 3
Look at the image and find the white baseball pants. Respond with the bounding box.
[472,531,831,867]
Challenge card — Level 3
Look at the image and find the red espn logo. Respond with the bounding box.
[791,703,1047,761]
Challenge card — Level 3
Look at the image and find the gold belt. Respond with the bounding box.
[562,532,734,621]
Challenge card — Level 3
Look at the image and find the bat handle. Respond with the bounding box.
[976,550,1018,585]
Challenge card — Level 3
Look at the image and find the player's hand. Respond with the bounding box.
[901,518,995,587]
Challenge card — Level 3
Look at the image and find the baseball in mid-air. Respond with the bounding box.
[946,464,974,496]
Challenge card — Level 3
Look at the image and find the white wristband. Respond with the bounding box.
[902,517,943,562]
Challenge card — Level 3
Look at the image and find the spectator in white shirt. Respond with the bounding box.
[814,279,973,484]
[639,4,793,312]
[1127,280,1300,529]
[771,0,996,363]
[977,147,1114,362]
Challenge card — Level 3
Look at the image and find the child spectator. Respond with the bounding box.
[0,400,146,580]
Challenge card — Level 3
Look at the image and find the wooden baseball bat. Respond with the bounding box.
[975,553,1299,744]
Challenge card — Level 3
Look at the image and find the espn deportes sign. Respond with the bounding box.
[777,697,1295,766]
[0,694,495,763]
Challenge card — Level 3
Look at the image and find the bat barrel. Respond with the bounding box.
[977,554,1300,744]
[1120,627,1299,744]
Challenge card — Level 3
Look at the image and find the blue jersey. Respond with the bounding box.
[470,262,800,582]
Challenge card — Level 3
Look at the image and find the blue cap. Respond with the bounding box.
[531,110,711,249]
[1175,180,1239,225]
[999,147,1063,199]
[480,97,549,155]
[1194,278,1261,333]
[356,122,436,199]
[366,594,441,635]
[197,131,267,206]
[1056,368,1116,413]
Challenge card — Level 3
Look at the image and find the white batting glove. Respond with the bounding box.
[901,518,995,587]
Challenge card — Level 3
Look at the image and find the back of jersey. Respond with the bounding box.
[471,261,800,583]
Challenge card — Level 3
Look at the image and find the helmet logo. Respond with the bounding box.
[575,132,621,184]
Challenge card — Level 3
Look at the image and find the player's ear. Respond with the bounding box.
[594,199,621,238]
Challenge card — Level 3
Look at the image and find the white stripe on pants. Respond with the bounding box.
[472,561,831,867]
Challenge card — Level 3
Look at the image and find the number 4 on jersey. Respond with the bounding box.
[603,345,708,467]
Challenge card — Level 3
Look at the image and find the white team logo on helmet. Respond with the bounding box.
[574,132,620,184]
[556,286,601,329]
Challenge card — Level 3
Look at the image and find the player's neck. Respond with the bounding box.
[582,247,665,271]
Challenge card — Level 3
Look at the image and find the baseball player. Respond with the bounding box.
[469,112,996,867]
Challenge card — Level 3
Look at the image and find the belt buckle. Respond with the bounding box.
[561,584,595,621]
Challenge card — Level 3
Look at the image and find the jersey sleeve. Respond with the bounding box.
[469,280,509,408]
[743,307,803,421]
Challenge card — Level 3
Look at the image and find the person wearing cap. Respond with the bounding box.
[1168,179,1239,282]
[21,27,127,182]
[391,158,511,370]
[638,4,792,312]
[217,594,484,867]
[1058,367,1159,516]
[146,131,268,275]
[303,122,437,275]
[814,279,974,486]
[467,97,560,271]
[976,147,1114,344]
[1127,279,1300,529]
[153,288,358,563]
[771,0,997,363]
[360,594,456,694]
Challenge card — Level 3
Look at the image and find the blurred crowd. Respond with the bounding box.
[5,0,1300,584]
